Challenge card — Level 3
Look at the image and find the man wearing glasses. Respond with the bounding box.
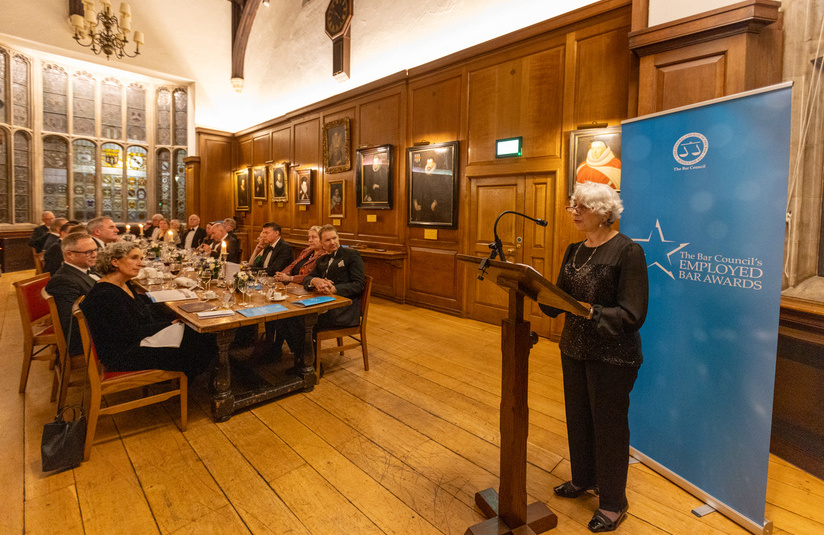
[45,233,99,356]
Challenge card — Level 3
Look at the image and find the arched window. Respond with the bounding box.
[126,145,146,222]
[101,78,122,140]
[0,50,7,124]
[127,83,146,142]
[156,88,171,146]
[101,142,123,220]
[13,130,30,222]
[73,72,96,136]
[42,64,68,134]
[12,54,29,128]
[43,135,68,217]
[174,148,187,220]
[72,139,96,221]
[173,88,187,146]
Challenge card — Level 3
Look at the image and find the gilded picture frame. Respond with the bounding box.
[252,165,267,201]
[328,179,345,218]
[568,126,622,197]
[295,169,313,205]
[323,117,351,174]
[234,168,251,212]
[271,163,288,202]
[407,141,459,229]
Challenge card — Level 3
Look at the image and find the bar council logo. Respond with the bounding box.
[673,132,708,170]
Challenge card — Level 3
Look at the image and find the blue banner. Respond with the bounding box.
[620,84,791,528]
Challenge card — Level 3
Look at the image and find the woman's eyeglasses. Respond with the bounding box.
[565,204,591,214]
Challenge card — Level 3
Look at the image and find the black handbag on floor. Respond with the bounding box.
[41,405,86,472]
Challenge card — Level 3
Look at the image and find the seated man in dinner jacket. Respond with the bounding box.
[208,222,241,264]
[178,213,207,250]
[277,224,365,361]
[45,232,99,357]
[249,222,293,276]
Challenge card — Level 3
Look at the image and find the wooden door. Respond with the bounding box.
[466,174,557,337]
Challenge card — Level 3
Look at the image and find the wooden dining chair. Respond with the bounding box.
[315,275,373,377]
[73,298,188,461]
[14,273,59,395]
[44,292,87,407]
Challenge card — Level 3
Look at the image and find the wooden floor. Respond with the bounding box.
[2,269,822,535]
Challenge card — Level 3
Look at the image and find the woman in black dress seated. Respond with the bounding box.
[541,181,648,533]
[80,241,215,378]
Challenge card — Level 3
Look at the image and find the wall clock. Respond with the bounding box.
[325,0,353,80]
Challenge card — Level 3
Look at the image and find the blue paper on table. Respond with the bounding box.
[237,303,288,317]
[293,296,336,307]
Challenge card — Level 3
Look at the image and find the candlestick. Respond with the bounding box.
[139,223,144,237]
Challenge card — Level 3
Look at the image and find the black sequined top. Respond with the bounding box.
[540,233,648,367]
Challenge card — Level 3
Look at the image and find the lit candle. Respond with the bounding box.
[126,224,131,234]
[138,223,144,236]
[221,240,227,255]
[167,230,173,242]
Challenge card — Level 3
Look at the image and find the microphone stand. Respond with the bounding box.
[478,211,549,280]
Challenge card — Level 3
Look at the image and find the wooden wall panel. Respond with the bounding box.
[467,46,565,164]
[356,93,403,242]
[406,247,458,311]
[293,119,321,235]
[655,54,726,110]
[199,135,234,225]
[252,133,270,165]
[238,138,253,169]
[573,28,632,125]
[409,74,462,144]
[272,128,291,163]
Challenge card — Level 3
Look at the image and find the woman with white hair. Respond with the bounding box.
[541,180,648,532]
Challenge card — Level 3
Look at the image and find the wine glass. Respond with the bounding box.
[243,278,256,307]
[199,270,212,292]
[221,279,236,309]
[169,262,181,277]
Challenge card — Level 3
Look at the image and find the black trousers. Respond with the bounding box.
[561,355,639,512]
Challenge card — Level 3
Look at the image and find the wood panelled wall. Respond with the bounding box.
[192,0,636,339]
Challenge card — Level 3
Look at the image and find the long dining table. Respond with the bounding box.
[144,282,351,422]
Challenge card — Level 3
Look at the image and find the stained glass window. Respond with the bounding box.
[13,130,30,223]
[101,78,122,140]
[127,83,146,142]
[101,142,123,221]
[157,88,171,146]
[43,135,68,217]
[0,129,8,223]
[0,51,6,124]
[73,72,96,137]
[72,139,96,221]
[156,148,171,219]
[173,88,187,146]
[12,55,29,128]
[174,149,187,220]
[42,65,68,133]
[126,145,146,222]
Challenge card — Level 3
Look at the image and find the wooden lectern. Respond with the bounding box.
[457,255,589,535]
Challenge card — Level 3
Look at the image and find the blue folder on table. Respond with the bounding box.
[293,296,336,307]
[237,303,288,317]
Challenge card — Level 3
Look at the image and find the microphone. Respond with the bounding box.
[487,211,550,264]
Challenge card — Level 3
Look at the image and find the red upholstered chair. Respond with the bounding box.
[14,273,59,396]
[44,292,87,407]
[314,275,372,378]
[73,298,187,462]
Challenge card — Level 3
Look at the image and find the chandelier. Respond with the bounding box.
[70,0,143,60]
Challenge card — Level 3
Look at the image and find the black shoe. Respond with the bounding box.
[553,481,596,498]
[587,505,628,532]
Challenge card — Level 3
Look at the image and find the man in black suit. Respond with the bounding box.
[278,224,365,360]
[28,211,55,252]
[209,222,241,263]
[43,220,81,275]
[249,222,293,276]
[45,233,99,356]
[87,216,119,249]
[40,217,66,255]
[179,213,207,250]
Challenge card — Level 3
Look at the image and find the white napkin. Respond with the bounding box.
[197,309,235,319]
[174,276,196,288]
[138,267,158,279]
[139,323,185,348]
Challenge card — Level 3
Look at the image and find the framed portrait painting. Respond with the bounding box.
[323,117,351,174]
[568,126,621,197]
[407,141,459,229]
[328,180,345,218]
[234,168,251,212]
[295,169,313,205]
[355,144,393,210]
[252,165,267,201]
[270,164,288,202]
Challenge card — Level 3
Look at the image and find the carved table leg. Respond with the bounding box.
[299,312,318,391]
[211,328,236,422]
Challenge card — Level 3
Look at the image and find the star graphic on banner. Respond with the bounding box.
[631,220,689,280]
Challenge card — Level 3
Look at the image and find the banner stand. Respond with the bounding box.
[630,448,773,535]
